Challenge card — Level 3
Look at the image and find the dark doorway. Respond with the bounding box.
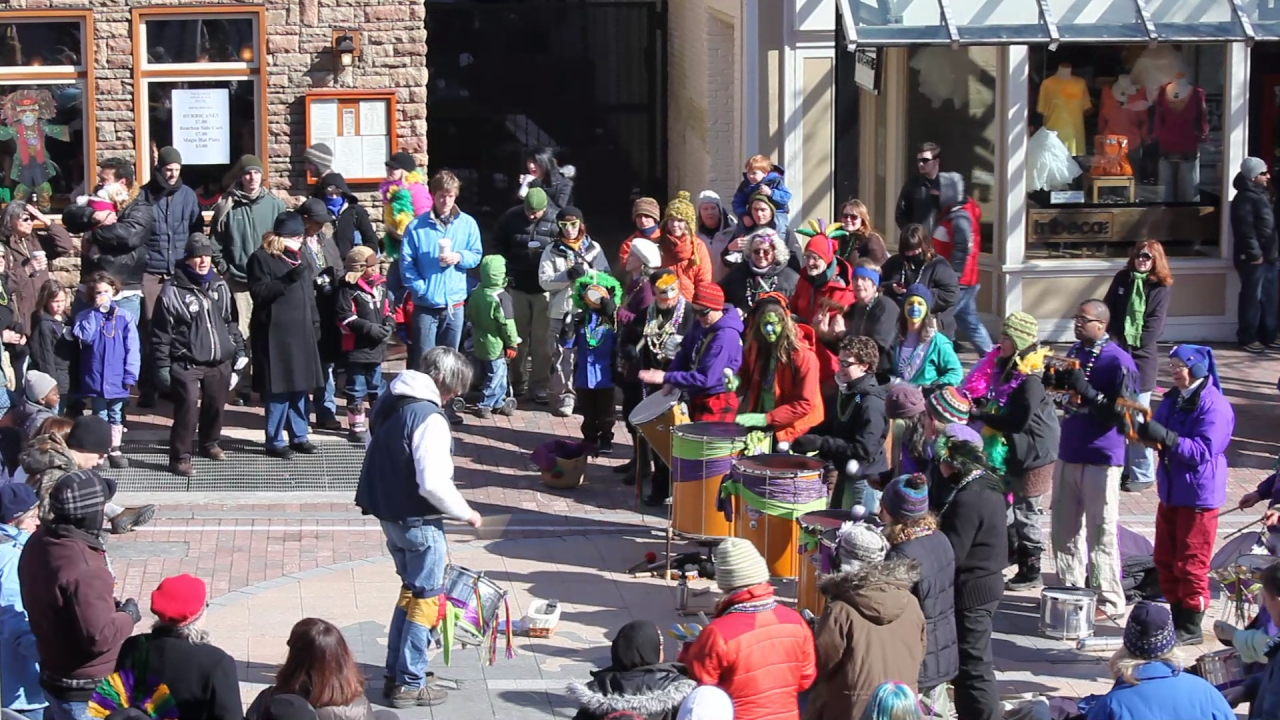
[426,0,667,241]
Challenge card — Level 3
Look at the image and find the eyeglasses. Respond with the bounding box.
[917,156,935,165]
[1136,252,1154,261]
[1168,362,1189,371]
[1072,315,1102,325]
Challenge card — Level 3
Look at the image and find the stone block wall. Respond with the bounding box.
[666,0,740,202]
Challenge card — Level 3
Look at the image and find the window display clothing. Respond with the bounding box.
[1037,72,1091,156]
[1097,83,1149,151]
[1152,84,1208,156]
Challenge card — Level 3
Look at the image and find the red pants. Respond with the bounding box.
[1153,503,1219,612]
[690,391,739,422]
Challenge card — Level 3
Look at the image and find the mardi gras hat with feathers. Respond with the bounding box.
[793,218,849,243]
[88,669,179,720]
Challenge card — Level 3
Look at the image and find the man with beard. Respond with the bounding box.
[139,147,205,407]
[729,293,822,446]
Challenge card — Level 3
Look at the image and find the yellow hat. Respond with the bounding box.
[664,190,696,229]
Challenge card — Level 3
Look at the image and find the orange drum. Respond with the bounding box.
[670,422,750,539]
[727,455,829,579]
[796,509,852,616]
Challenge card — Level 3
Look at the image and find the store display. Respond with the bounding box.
[1098,76,1149,151]
[1037,63,1091,155]
[1153,75,1208,202]
[1027,127,1083,193]
[0,89,71,211]
[1090,135,1132,177]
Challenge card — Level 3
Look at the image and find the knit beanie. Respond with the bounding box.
[882,474,931,522]
[676,685,734,720]
[805,233,836,265]
[697,190,722,208]
[884,384,925,419]
[524,187,548,212]
[632,197,661,222]
[1123,601,1176,660]
[1242,156,1268,181]
[715,537,770,592]
[835,521,889,572]
[1003,312,1039,352]
[748,192,775,212]
[904,283,934,311]
[665,191,697,229]
[629,238,661,270]
[927,386,970,425]
[237,154,264,174]
[24,370,58,404]
[156,146,183,168]
[691,283,725,312]
[304,143,334,171]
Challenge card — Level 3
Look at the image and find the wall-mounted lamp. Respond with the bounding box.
[332,31,360,68]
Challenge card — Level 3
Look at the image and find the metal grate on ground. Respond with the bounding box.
[103,437,365,492]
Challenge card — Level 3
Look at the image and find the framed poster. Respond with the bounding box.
[304,90,398,185]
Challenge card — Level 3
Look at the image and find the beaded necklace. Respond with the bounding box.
[1069,334,1109,382]
[584,313,609,348]
[836,382,865,421]
[897,333,929,379]
[643,297,685,357]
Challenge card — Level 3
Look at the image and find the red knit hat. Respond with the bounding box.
[691,283,725,311]
[151,573,208,625]
[805,233,836,264]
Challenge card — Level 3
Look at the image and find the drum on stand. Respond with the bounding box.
[796,509,852,617]
[628,387,689,467]
[726,454,828,578]
[670,422,751,539]
[443,564,509,646]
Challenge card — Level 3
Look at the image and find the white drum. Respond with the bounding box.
[1039,586,1097,640]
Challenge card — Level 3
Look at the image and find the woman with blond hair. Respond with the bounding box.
[1083,602,1231,720]
[247,211,324,458]
[838,199,888,266]
[248,618,374,720]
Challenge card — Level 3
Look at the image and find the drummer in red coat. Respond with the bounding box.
[730,292,824,446]
[638,283,743,422]
[789,223,857,388]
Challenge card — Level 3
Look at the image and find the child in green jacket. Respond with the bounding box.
[466,256,521,418]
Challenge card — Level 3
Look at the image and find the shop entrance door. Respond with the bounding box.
[426,0,668,239]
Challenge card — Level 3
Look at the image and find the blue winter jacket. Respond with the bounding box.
[1085,661,1233,720]
[732,164,792,217]
[142,178,204,276]
[74,304,140,400]
[568,316,615,390]
[0,523,46,712]
[1153,380,1235,509]
[400,208,482,309]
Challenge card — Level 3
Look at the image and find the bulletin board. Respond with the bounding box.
[303,90,398,185]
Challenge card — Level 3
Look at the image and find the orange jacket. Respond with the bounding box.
[678,583,817,720]
[741,323,825,443]
[658,232,712,301]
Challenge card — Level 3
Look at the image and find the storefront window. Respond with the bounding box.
[144,80,258,195]
[905,46,998,257]
[142,17,257,65]
[1025,44,1225,260]
[0,22,83,69]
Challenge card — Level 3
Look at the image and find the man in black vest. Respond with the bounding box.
[354,346,482,709]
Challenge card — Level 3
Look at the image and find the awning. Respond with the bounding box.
[840,0,1254,48]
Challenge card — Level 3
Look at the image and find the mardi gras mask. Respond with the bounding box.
[760,311,782,343]
[905,296,928,321]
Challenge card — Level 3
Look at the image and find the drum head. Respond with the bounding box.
[1041,586,1098,600]
[798,509,853,532]
[629,388,680,424]
[736,454,826,475]
[1237,555,1279,573]
[1213,532,1266,572]
[675,421,749,441]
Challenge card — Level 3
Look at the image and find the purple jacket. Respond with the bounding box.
[1058,339,1138,467]
[74,304,140,400]
[1154,381,1234,509]
[1254,473,1280,507]
[665,307,744,396]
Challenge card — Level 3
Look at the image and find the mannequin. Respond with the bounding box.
[1097,74,1149,178]
[1154,73,1208,202]
[1037,62,1091,155]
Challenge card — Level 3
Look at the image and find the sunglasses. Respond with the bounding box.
[841,213,859,220]
[838,359,862,368]
[17,215,33,222]
[917,157,935,165]
[751,248,773,255]
[558,220,580,229]
[692,306,713,317]
[1136,252,1153,261]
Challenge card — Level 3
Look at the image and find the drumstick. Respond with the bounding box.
[1222,517,1265,542]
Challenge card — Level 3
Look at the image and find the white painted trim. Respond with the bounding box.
[1003,45,1030,277]
[743,0,760,155]
[1225,41,1249,262]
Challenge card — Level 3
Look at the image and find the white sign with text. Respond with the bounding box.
[172,88,230,165]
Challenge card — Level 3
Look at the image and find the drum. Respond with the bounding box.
[796,509,852,617]
[671,422,751,539]
[1039,586,1097,640]
[1195,649,1245,690]
[443,564,508,646]
[728,455,829,578]
[628,387,689,467]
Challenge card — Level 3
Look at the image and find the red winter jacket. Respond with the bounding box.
[741,323,825,443]
[932,199,982,287]
[677,583,817,720]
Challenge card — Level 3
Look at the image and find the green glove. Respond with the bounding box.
[723,368,740,392]
[735,413,768,428]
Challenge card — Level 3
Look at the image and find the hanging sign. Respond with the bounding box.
[171,88,230,165]
[854,48,881,94]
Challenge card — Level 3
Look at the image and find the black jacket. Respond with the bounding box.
[530,169,574,211]
[719,261,800,314]
[29,311,75,393]
[81,189,154,290]
[152,269,244,369]
[894,175,941,231]
[973,369,1059,475]
[313,174,378,259]
[843,294,900,379]
[888,530,959,691]
[1103,270,1170,393]
[932,470,1008,610]
[805,373,889,478]
[335,276,394,364]
[567,663,695,720]
[880,254,959,336]
[143,178,204,276]
[247,248,324,395]
[1231,172,1279,264]
[306,233,345,365]
[493,204,560,294]
[117,629,243,720]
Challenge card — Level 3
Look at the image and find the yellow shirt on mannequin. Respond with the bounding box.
[1038,74,1092,155]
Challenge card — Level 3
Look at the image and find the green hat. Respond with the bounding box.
[524,187,548,212]
[1003,312,1039,351]
[237,155,264,174]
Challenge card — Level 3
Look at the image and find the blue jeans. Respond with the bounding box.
[1125,391,1155,485]
[410,303,463,370]
[954,284,994,355]
[344,362,385,406]
[479,357,508,409]
[115,294,141,332]
[309,362,337,422]
[265,391,309,448]
[91,397,126,425]
[382,518,448,690]
[45,699,90,720]
[1237,259,1280,346]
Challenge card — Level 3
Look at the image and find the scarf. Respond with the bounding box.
[661,233,695,265]
[180,263,216,287]
[637,224,660,239]
[810,261,836,287]
[560,235,584,252]
[324,196,346,217]
[1123,271,1148,348]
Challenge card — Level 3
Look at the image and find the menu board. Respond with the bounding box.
[304,91,398,184]
[172,88,231,165]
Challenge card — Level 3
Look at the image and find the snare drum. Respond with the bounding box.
[1195,648,1245,690]
[1039,586,1097,640]
[796,509,851,616]
[728,455,829,578]
[671,422,751,539]
[443,564,508,646]
[628,388,689,467]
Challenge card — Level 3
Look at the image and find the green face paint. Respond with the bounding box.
[761,311,782,343]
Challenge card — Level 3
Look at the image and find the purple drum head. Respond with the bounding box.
[735,454,826,476]
[799,509,853,532]
[675,421,749,440]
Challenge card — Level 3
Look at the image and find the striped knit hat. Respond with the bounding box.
[715,537,770,592]
[927,386,970,425]
[883,473,931,522]
[1003,312,1040,351]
